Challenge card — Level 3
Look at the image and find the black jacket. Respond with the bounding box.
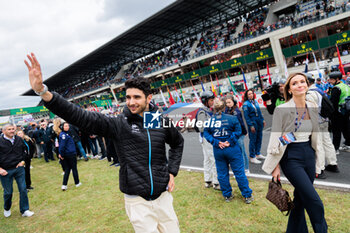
[44,92,184,200]
[32,129,43,144]
[39,127,54,143]
[23,138,36,159]
[69,124,81,143]
[0,135,26,170]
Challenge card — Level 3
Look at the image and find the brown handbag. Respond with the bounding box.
[266,178,295,216]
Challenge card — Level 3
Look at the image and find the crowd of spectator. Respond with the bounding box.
[56,67,120,99]
[294,0,350,27]
[54,0,350,100]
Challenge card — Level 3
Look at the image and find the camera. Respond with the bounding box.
[262,83,280,102]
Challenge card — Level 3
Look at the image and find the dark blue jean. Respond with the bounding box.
[42,141,54,162]
[280,141,328,233]
[88,138,98,156]
[75,141,87,158]
[0,167,29,213]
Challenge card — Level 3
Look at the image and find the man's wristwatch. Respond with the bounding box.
[34,84,48,96]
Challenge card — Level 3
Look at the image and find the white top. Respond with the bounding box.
[294,119,312,142]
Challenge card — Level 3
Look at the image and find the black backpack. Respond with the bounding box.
[345,96,350,112]
[309,88,335,118]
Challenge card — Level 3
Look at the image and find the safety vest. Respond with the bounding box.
[336,82,350,105]
[275,98,285,107]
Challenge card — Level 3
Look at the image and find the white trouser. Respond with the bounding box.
[201,138,218,184]
[316,122,337,172]
[124,192,180,233]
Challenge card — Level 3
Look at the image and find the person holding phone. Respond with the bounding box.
[262,73,327,233]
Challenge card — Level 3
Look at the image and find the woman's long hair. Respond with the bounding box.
[224,95,237,114]
[243,89,255,102]
[53,118,62,136]
[283,73,309,102]
[16,130,33,143]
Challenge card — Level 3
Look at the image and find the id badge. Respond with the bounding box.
[279,132,296,146]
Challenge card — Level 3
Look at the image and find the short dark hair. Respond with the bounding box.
[125,77,152,97]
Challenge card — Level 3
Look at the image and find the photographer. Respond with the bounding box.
[261,79,286,115]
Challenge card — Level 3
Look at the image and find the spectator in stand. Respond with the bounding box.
[242,89,266,164]
[59,122,81,191]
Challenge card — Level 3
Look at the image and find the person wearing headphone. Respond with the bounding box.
[58,122,81,191]
[197,91,220,190]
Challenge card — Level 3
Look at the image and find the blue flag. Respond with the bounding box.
[200,81,206,92]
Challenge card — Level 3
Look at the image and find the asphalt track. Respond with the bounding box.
[177,109,350,191]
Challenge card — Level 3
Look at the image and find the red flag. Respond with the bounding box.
[336,44,345,76]
[167,87,175,105]
[215,74,223,96]
[267,61,272,85]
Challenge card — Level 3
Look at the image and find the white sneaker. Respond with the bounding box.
[250,157,261,164]
[4,209,11,217]
[22,210,34,217]
[336,150,340,155]
[256,154,266,160]
[75,183,82,187]
[61,185,67,191]
[245,169,250,175]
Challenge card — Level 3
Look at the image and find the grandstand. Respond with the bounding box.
[23,0,350,107]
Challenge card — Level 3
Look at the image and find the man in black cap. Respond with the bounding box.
[328,71,350,153]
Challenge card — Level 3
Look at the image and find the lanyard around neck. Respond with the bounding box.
[295,105,307,132]
[250,100,258,116]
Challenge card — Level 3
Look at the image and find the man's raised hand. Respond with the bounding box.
[24,53,44,93]
[24,53,53,101]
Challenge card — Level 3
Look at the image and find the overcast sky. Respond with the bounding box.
[0,0,175,110]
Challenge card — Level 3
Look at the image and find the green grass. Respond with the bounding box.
[1,158,349,232]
